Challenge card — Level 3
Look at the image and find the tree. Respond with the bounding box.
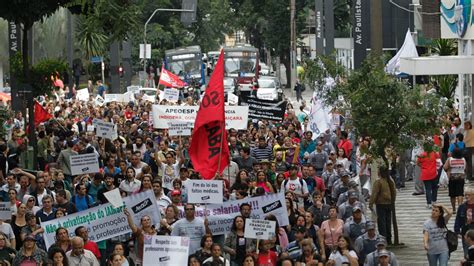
[318,55,446,245]
[429,38,458,108]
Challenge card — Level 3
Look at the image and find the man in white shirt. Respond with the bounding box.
[171,203,211,254]
[281,165,309,209]
[66,236,100,266]
[153,179,171,210]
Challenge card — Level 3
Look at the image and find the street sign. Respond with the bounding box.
[181,0,197,26]
[139,44,151,59]
[91,56,102,63]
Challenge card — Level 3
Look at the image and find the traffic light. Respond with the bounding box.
[181,0,197,27]
[118,65,124,78]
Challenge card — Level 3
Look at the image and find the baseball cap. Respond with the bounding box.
[295,226,306,233]
[340,171,350,177]
[326,160,333,165]
[24,234,36,242]
[289,164,298,170]
[352,206,362,213]
[366,221,376,230]
[171,190,181,196]
[349,191,359,199]
[376,238,388,247]
[348,180,359,188]
[378,249,390,257]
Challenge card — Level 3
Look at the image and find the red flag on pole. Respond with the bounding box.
[158,65,188,88]
[189,50,229,179]
[34,101,53,127]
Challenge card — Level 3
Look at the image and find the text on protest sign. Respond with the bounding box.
[244,219,276,240]
[70,153,100,176]
[239,96,287,121]
[93,119,118,140]
[168,192,288,235]
[187,180,223,204]
[76,88,89,101]
[152,105,249,130]
[41,190,160,249]
[0,202,11,220]
[143,236,189,266]
[168,122,192,136]
[163,88,180,102]
[104,94,125,103]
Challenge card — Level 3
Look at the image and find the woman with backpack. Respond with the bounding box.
[444,148,467,213]
[423,204,452,266]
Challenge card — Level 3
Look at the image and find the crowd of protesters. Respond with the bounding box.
[0,81,473,266]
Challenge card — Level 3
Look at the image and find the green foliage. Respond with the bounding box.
[428,39,458,108]
[0,107,13,140]
[430,39,457,56]
[323,55,446,165]
[334,0,352,37]
[303,54,347,100]
[11,53,68,96]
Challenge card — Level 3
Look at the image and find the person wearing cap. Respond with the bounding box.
[322,160,337,202]
[66,236,100,266]
[365,238,399,266]
[170,189,183,206]
[369,166,396,245]
[344,206,367,244]
[12,234,48,265]
[285,226,314,260]
[354,221,385,265]
[338,190,366,222]
[336,183,364,206]
[331,171,351,204]
[281,164,309,209]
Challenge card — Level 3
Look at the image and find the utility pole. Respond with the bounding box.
[370,0,383,55]
[290,0,297,91]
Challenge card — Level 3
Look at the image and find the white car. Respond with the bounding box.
[257,79,283,101]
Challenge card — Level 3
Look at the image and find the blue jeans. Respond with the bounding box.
[427,251,449,266]
[424,178,439,204]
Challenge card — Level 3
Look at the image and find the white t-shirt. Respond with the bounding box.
[161,162,180,190]
[281,178,309,207]
[0,223,15,240]
[328,250,358,266]
[171,217,206,254]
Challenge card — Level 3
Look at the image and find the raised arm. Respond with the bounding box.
[124,208,138,234]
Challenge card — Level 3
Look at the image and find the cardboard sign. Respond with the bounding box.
[93,119,117,140]
[244,219,276,240]
[163,88,180,102]
[104,94,125,103]
[143,236,189,266]
[168,122,191,136]
[0,202,11,220]
[76,88,90,102]
[187,180,223,204]
[70,153,100,175]
[41,190,160,249]
[239,96,287,121]
[227,92,239,105]
[95,95,105,106]
[152,105,249,130]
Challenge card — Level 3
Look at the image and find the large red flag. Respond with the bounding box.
[34,101,53,127]
[158,65,188,88]
[189,50,229,179]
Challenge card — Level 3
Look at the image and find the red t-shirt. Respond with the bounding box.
[338,139,353,159]
[417,151,439,181]
[258,250,278,266]
[315,176,326,192]
[84,240,101,259]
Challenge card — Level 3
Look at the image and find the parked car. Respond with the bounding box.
[257,78,283,101]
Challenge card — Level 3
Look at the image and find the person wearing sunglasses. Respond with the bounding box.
[171,203,211,255]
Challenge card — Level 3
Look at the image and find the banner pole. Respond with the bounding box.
[216,120,226,178]
[256,239,260,254]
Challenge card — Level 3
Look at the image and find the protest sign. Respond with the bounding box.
[239,96,287,121]
[143,236,189,266]
[0,202,11,220]
[227,92,239,105]
[163,88,180,102]
[152,105,249,130]
[76,88,89,101]
[93,119,117,140]
[168,122,191,136]
[70,153,100,176]
[244,219,276,240]
[104,94,125,103]
[187,180,223,204]
[256,90,277,101]
[104,188,123,208]
[86,125,95,132]
[168,192,288,235]
[41,190,160,249]
[95,95,105,106]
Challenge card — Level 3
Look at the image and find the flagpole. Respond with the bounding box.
[216,120,226,179]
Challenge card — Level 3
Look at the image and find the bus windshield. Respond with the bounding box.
[225,57,257,77]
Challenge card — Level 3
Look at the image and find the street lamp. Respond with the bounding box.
[143,8,194,74]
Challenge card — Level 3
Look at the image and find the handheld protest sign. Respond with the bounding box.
[186,180,223,204]
[69,153,100,176]
[244,218,276,240]
[143,235,190,266]
[0,202,11,220]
